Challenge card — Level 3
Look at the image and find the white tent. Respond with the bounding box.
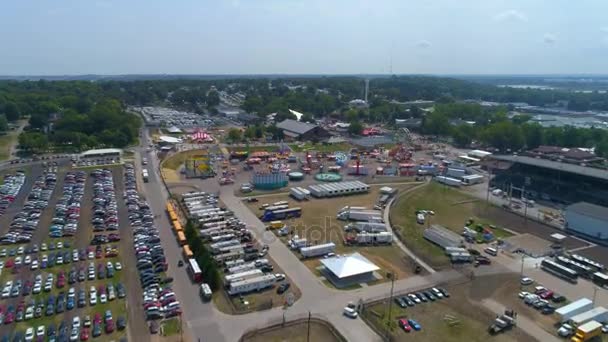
[320,252,379,279]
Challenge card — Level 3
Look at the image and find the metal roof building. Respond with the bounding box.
[320,252,380,288]
[565,202,608,243]
[276,119,329,140]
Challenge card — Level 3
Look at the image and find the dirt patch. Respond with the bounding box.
[503,234,552,257]
[246,184,420,286]
[241,318,344,342]
[161,168,181,182]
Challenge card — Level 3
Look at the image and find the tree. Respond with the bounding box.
[227,128,242,143]
[348,121,363,135]
[451,125,475,147]
[206,90,220,107]
[243,126,256,140]
[521,123,544,149]
[596,137,608,158]
[0,115,8,132]
[18,132,48,153]
[3,102,20,121]
[29,113,49,129]
[422,111,450,135]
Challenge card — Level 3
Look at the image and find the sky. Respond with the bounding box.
[1,0,608,75]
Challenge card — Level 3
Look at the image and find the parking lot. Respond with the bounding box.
[0,165,135,341]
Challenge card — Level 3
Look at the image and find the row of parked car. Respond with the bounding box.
[394,287,450,308]
[0,169,56,244]
[124,163,178,327]
[90,169,119,233]
[0,171,25,216]
[0,279,126,325]
[7,310,126,341]
[518,281,566,315]
[74,157,121,168]
[50,171,86,238]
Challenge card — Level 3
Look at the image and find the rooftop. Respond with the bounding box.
[158,135,182,144]
[567,202,608,221]
[80,148,122,157]
[492,155,608,181]
[276,119,317,135]
[320,252,379,279]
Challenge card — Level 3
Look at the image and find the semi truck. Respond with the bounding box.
[290,187,308,201]
[210,240,241,253]
[570,307,608,327]
[338,206,369,213]
[343,222,387,233]
[571,320,602,342]
[263,205,289,213]
[336,209,382,222]
[300,242,336,258]
[210,233,236,243]
[288,237,308,250]
[261,207,302,222]
[488,310,516,335]
[227,261,257,274]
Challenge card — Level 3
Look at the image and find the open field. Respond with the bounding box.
[390,183,514,269]
[242,319,343,342]
[363,273,536,342]
[161,149,209,171]
[246,184,420,283]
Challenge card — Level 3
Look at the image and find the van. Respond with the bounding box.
[484,247,498,256]
[200,283,212,301]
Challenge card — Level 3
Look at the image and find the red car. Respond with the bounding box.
[398,319,412,332]
[105,320,114,333]
[539,290,554,300]
[80,328,89,341]
[4,313,14,324]
[4,259,14,268]
[94,313,102,324]
[95,250,102,259]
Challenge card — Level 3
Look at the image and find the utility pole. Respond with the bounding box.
[307,311,311,342]
[593,286,599,306]
[519,255,525,289]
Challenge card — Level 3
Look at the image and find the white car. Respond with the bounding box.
[32,283,41,294]
[520,277,534,285]
[40,243,47,251]
[17,246,24,255]
[518,291,530,299]
[30,260,38,270]
[558,324,573,337]
[57,242,63,249]
[88,251,94,259]
[343,305,358,318]
[115,262,122,270]
[24,327,34,342]
[100,293,107,304]
[36,325,45,338]
[15,256,22,266]
[72,316,80,329]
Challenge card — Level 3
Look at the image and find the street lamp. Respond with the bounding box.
[384,272,396,340]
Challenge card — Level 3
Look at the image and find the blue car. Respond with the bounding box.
[66,297,75,310]
[407,319,421,331]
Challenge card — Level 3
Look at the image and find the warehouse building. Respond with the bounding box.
[276,119,329,141]
[423,225,463,249]
[320,252,380,288]
[565,202,608,244]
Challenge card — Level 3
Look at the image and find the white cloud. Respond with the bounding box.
[543,33,557,44]
[494,10,527,22]
[415,40,432,49]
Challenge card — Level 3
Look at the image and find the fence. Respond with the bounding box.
[239,313,346,342]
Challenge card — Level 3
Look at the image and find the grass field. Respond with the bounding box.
[246,184,420,283]
[161,150,208,170]
[242,320,343,342]
[0,128,20,161]
[161,318,181,336]
[390,183,513,268]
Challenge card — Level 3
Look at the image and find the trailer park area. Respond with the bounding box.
[245,183,421,288]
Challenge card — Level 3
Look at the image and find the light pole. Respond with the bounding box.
[519,255,525,289]
[384,272,396,340]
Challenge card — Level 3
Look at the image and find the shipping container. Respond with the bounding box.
[224,269,264,284]
[570,307,608,326]
[556,298,593,323]
[300,242,336,258]
[227,274,276,296]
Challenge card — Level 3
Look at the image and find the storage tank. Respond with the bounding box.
[251,172,288,190]
[287,171,304,181]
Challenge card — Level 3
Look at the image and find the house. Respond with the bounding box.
[276,119,329,141]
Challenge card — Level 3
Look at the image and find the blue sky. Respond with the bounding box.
[1,0,607,75]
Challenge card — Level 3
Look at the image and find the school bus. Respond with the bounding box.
[173,220,183,233]
[177,231,187,246]
[182,245,193,259]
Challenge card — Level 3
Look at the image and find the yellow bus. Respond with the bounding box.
[177,231,187,246]
[182,245,193,259]
[173,220,183,233]
[169,211,178,222]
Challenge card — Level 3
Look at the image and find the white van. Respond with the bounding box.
[484,247,498,256]
[200,283,212,301]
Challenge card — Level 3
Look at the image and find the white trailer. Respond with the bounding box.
[337,210,382,222]
[435,176,462,187]
[224,259,246,270]
[227,274,276,296]
[300,242,336,258]
[213,250,245,264]
[218,244,244,255]
[556,298,593,323]
[344,222,387,233]
[355,232,393,244]
[210,239,241,252]
[290,187,307,201]
[224,269,264,284]
[444,247,468,255]
[202,221,228,230]
[264,204,289,212]
[570,307,608,326]
[338,206,369,213]
[200,227,233,239]
[461,174,484,185]
[182,192,208,199]
[227,261,257,274]
[445,168,466,179]
[210,233,236,243]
